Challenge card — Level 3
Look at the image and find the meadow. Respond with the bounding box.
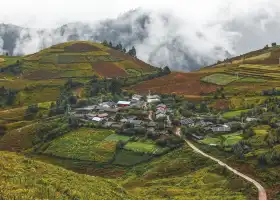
[223,109,251,119]
[201,73,238,85]
[44,128,116,162]
[124,140,168,155]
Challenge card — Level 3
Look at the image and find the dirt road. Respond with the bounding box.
[175,127,267,200]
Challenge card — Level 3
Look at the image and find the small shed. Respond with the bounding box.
[117,101,131,107]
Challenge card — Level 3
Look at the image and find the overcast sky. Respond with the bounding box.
[1,0,279,28]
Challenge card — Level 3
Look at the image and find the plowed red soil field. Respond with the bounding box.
[129,72,219,95]
[91,62,128,78]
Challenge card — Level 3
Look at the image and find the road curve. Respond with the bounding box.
[176,128,267,200]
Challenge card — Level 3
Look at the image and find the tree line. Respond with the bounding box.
[101,40,137,57]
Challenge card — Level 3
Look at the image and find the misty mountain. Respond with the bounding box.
[1,8,276,71]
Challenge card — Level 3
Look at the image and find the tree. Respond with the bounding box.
[115,43,123,51]
[24,104,39,120]
[102,40,108,46]
[0,124,7,136]
[115,113,122,122]
[48,102,56,117]
[163,66,171,75]
[109,42,113,47]
[128,46,137,57]
[68,95,78,105]
[123,48,127,53]
[272,42,277,47]
[68,116,79,128]
[5,52,8,56]
[110,78,122,94]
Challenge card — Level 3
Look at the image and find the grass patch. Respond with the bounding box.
[113,149,152,166]
[253,125,270,135]
[0,151,131,200]
[6,121,33,131]
[201,137,221,145]
[44,128,115,162]
[201,73,238,85]
[237,77,267,83]
[223,109,250,119]
[223,134,243,147]
[124,140,168,154]
[105,134,131,142]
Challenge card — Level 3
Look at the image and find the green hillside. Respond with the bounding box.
[0,41,159,107]
[0,151,133,200]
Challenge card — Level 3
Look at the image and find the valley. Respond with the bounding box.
[1,41,280,199]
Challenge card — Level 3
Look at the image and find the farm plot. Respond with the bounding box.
[44,128,116,162]
[237,77,267,83]
[113,149,152,166]
[105,134,131,142]
[57,55,122,64]
[91,62,127,77]
[201,73,238,85]
[64,43,101,52]
[221,133,243,147]
[223,109,251,119]
[129,72,219,96]
[124,140,168,155]
[201,137,220,146]
[39,54,58,63]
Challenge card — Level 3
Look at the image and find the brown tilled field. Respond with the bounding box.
[64,43,101,52]
[129,72,219,95]
[91,62,128,78]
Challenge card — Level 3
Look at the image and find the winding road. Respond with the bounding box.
[175,128,267,200]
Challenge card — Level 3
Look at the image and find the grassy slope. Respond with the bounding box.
[0,151,133,200]
[44,128,116,162]
[120,145,255,200]
[129,46,280,103]
[0,41,158,106]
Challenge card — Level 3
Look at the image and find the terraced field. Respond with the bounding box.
[129,72,219,97]
[0,41,159,105]
[44,128,116,162]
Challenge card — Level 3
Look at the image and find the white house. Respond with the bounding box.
[92,117,103,122]
[132,94,142,101]
[117,101,131,107]
[147,94,160,103]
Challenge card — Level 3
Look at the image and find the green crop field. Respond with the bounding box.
[223,109,250,119]
[253,125,270,135]
[237,77,267,83]
[201,137,221,145]
[44,128,116,162]
[124,140,168,154]
[201,73,238,85]
[245,52,271,61]
[0,151,131,200]
[221,133,243,147]
[113,149,152,166]
[105,134,131,142]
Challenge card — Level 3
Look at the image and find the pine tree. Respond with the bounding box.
[128,46,136,57]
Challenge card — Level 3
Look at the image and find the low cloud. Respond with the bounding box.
[1,1,280,71]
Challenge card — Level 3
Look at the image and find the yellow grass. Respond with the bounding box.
[0,58,5,62]
[245,52,271,61]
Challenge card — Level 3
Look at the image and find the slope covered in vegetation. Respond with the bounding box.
[0,151,133,200]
